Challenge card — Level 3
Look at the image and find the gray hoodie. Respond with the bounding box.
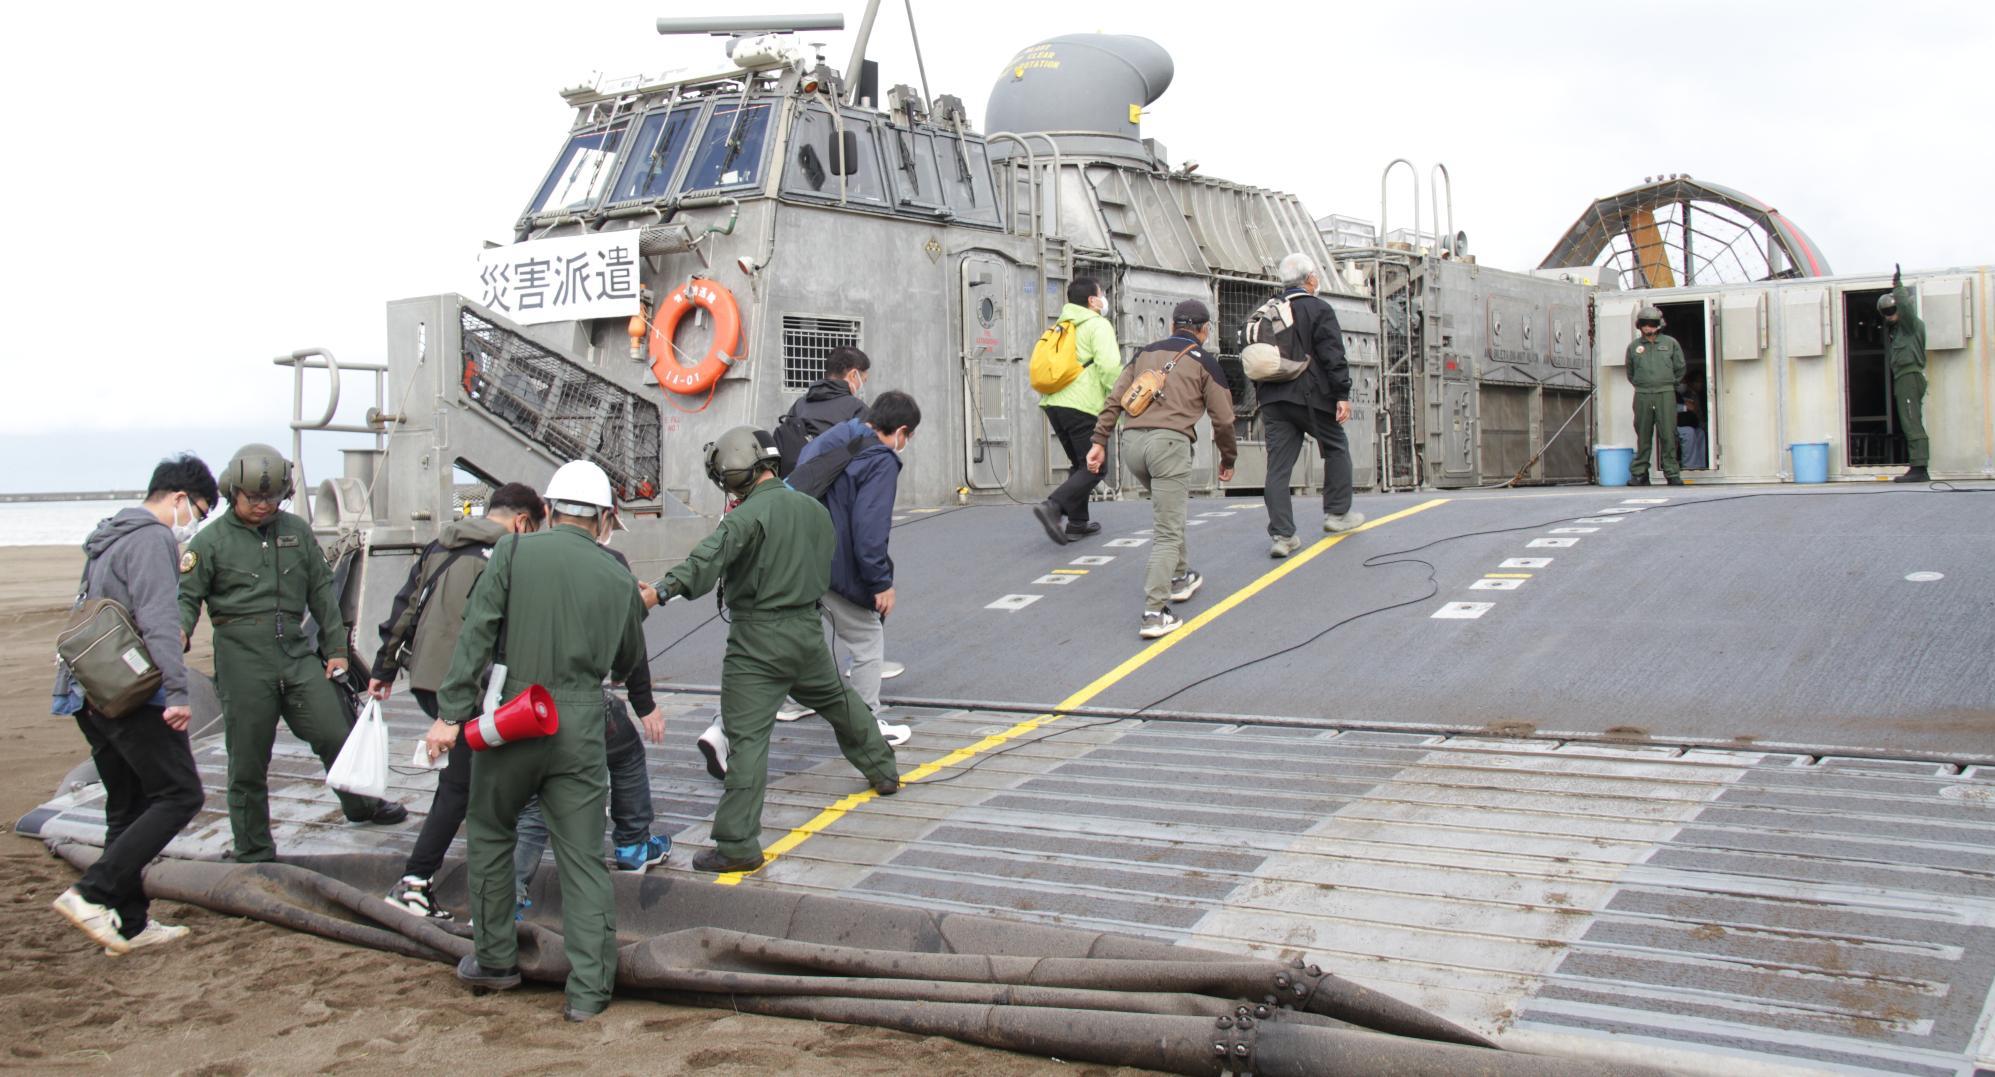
[53,508,190,710]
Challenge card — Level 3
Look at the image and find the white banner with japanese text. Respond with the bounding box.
[471,233,640,325]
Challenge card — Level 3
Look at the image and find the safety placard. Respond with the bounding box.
[472,232,641,325]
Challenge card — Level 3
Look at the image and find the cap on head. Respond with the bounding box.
[1877,292,1898,315]
[1172,298,1211,328]
[703,426,781,497]
[219,443,292,499]
[544,460,615,517]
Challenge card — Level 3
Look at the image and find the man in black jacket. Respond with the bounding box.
[51,454,218,955]
[773,346,870,477]
[1256,253,1361,558]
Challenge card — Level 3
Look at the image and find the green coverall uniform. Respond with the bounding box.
[178,507,384,862]
[435,524,649,1015]
[1626,333,1687,480]
[1886,284,1930,467]
[658,478,899,864]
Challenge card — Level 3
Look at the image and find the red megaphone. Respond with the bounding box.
[465,685,559,751]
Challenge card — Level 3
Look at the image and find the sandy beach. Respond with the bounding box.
[0,545,1146,1076]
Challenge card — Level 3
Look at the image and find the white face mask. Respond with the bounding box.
[596,513,616,547]
[170,495,202,543]
[1088,294,1106,314]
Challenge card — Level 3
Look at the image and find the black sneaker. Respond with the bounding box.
[455,955,522,991]
[1893,466,1930,483]
[1032,501,1072,545]
[1665,476,1685,486]
[385,875,453,920]
[1627,475,1651,487]
[873,775,902,796]
[1063,521,1102,538]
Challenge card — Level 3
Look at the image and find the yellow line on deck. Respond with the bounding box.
[714,498,1451,884]
[1051,568,1088,575]
[1485,572,1534,579]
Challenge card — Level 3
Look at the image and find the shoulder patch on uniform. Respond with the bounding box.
[179,550,197,574]
[275,534,301,548]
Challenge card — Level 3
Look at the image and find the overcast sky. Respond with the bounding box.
[2,1,1988,491]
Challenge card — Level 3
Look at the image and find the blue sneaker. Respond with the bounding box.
[613,834,672,873]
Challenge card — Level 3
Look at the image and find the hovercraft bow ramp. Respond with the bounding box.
[21,484,1995,1075]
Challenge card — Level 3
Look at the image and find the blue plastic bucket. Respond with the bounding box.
[1790,441,1830,484]
[1595,445,1633,486]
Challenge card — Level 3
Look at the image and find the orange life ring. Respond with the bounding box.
[647,278,743,395]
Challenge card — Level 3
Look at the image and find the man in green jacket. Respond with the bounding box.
[659,427,900,874]
[429,459,655,1022]
[178,444,404,864]
[369,481,544,919]
[1881,264,1930,482]
[1625,305,1687,487]
[1032,276,1123,543]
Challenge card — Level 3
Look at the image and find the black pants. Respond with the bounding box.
[1043,405,1104,525]
[74,704,204,937]
[1262,400,1353,537]
[402,689,471,879]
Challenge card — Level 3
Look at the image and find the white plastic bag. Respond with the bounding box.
[328,699,390,799]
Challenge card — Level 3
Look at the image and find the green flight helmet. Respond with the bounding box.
[1636,304,1664,327]
[1877,292,1898,315]
[219,443,293,501]
[702,426,781,497]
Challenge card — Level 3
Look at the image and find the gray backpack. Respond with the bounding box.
[55,548,161,718]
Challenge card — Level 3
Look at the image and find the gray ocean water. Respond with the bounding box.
[0,502,146,547]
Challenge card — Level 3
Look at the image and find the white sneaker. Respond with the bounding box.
[879,661,905,680]
[697,716,729,780]
[53,888,127,954]
[775,702,812,722]
[1270,534,1303,559]
[876,718,911,746]
[1323,510,1367,533]
[1168,571,1203,603]
[1139,609,1183,639]
[106,919,189,957]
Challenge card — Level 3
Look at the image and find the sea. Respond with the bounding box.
[0,501,146,547]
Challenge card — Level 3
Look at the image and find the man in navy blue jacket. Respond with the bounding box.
[794,390,920,746]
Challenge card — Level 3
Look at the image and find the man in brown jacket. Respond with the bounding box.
[1087,299,1237,638]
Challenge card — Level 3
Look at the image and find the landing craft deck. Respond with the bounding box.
[20,484,1995,1075]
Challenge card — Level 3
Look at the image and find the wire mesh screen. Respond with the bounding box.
[782,315,861,389]
[459,309,663,500]
[1216,279,1273,415]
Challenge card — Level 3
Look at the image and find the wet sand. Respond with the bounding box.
[0,546,1145,1075]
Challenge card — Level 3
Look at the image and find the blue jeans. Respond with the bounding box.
[514,689,655,895]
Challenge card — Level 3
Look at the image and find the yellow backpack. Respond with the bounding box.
[1028,320,1089,395]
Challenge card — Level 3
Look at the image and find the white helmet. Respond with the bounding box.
[544,460,615,517]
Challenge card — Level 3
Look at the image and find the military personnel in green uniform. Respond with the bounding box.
[429,460,654,1022]
[1626,305,1687,487]
[658,427,901,874]
[177,444,404,863]
[1881,264,1930,482]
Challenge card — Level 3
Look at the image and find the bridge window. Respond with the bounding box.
[780,105,888,206]
[680,101,774,193]
[528,123,629,216]
[609,107,699,203]
[781,315,861,390]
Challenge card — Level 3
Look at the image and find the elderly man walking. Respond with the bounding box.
[1258,253,1360,558]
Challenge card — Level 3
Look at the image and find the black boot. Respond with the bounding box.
[1627,474,1651,487]
[456,955,522,991]
[1893,466,1930,483]
[1665,475,1685,486]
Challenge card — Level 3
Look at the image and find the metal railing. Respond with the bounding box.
[273,348,390,524]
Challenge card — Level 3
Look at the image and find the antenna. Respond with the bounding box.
[655,14,845,36]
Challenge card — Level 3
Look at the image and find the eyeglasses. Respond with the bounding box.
[192,499,212,519]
